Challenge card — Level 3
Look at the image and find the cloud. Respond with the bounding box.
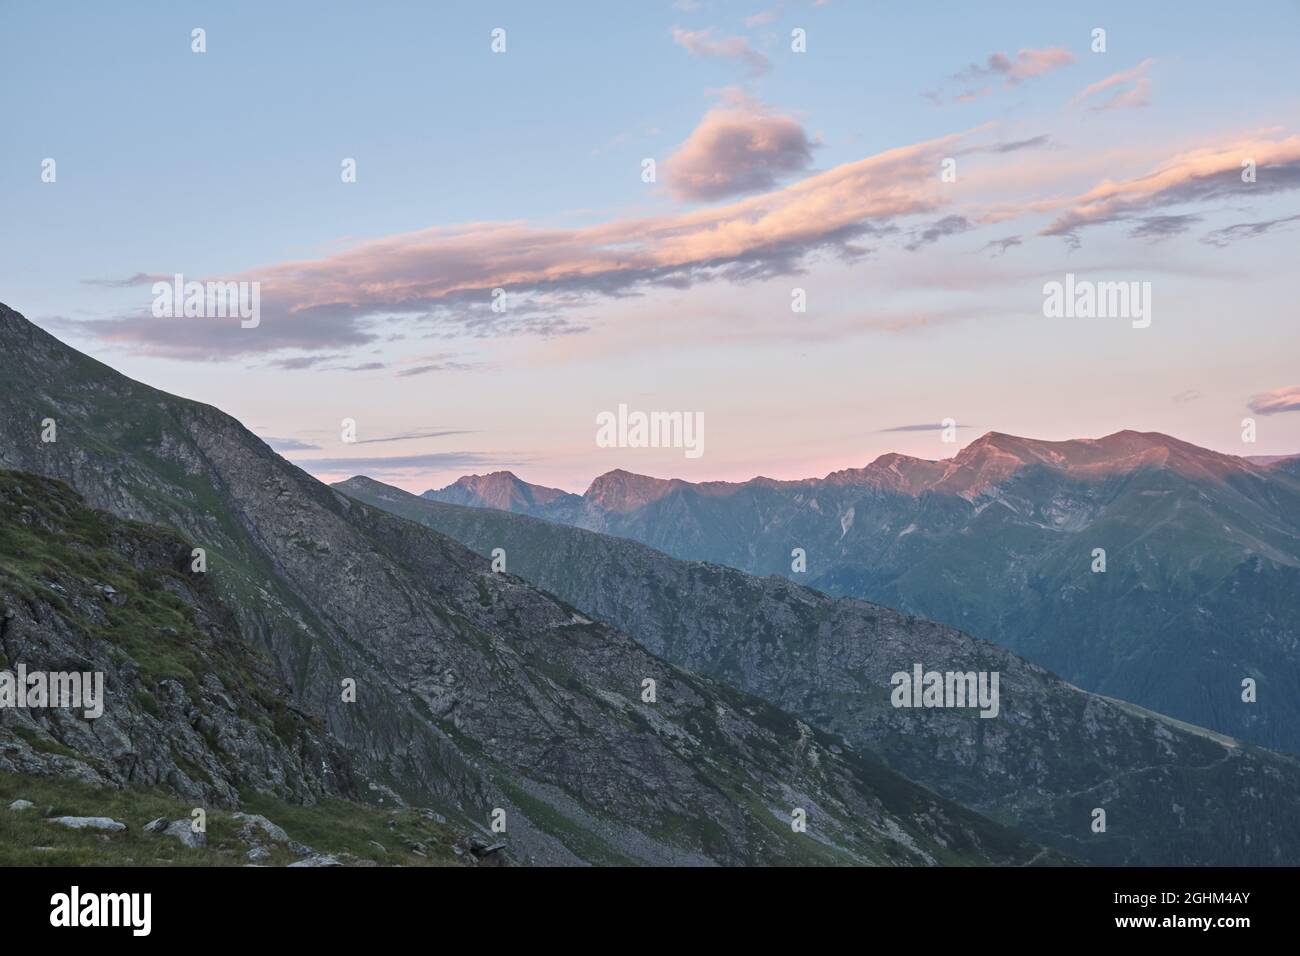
[1172,389,1201,405]
[76,128,1300,363]
[982,236,1022,257]
[294,452,530,480]
[81,273,169,289]
[79,129,960,360]
[664,91,817,201]
[260,436,321,452]
[879,423,974,433]
[1127,214,1202,242]
[671,26,771,76]
[1041,133,1300,241]
[267,354,387,372]
[1201,212,1300,247]
[928,48,1073,105]
[1248,386,1300,415]
[1071,59,1153,111]
[988,135,1052,153]
[353,428,473,445]
[904,215,972,251]
[962,47,1075,84]
[397,360,476,377]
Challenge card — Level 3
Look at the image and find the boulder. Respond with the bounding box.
[48,816,126,832]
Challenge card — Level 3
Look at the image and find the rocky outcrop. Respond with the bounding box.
[0,470,354,808]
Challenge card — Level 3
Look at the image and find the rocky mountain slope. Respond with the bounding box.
[0,303,1045,866]
[0,472,488,866]
[347,476,1300,865]
[0,470,352,808]
[424,431,1300,752]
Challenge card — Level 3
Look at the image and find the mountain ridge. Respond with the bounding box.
[341,474,1300,865]
[0,301,1049,867]
[418,428,1300,752]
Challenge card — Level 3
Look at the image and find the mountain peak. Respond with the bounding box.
[584,469,682,512]
[422,470,578,515]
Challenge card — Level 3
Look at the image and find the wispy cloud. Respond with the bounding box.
[982,236,1022,257]
[266,354,387,372]
[79,129,963,360]
[71,128,1300,362]
[354,428,474,446]
[1041,133,1300,242]
[295,452,530,481]
[1201,212,1300,247]
[1070,59,1153,111]
[879,422,974,433]
[904,215,971,251]
[81,273,168,289]
[1127,214,1202,242]
[988,135,1052,153]
[260,436,322,452]
[932,46,1074,103]
[671,26,770,76]
[1248,385,1300,415]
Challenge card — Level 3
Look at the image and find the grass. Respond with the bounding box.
[0,771,467,867]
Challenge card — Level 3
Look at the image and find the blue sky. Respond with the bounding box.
[3,1,1299,490]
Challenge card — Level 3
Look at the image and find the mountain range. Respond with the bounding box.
[343,475,1300,865]
[423,431,1300,753]
[5,297,1298,866]
[0,302,1050,866]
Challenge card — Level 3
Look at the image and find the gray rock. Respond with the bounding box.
[143,817,168,833]
[246,846,270,862]
[48,816,126,832]
[163,819,206,848]
[231,812,289,844]
[7,799,34,812]
[288,854,342,867]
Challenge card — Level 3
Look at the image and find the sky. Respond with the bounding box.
[3,0,1299,492]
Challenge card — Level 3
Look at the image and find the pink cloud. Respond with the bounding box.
[1249,386,1300,415]
[77,127,1300,360]
[671,26,771,76]
[83,131,962,359]
[664,92,817,201]
[931,46,1075,105]
[1041,132,1300,239]
[1070,59,1153,111]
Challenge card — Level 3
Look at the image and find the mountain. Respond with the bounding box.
[342,475,1300,865]
[425,472,581,519]
[0,471,495,867]
[0,469,353,808]
[0,303,1047,866]
[425,431,1300,753]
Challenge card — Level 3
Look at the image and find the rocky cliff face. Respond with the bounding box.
[344,476,1300,866]
[0,303,1045,866]
[0,470,353,808]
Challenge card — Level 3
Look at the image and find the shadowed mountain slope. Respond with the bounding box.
[347,475,1300,866]
[424,431,1300,752]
